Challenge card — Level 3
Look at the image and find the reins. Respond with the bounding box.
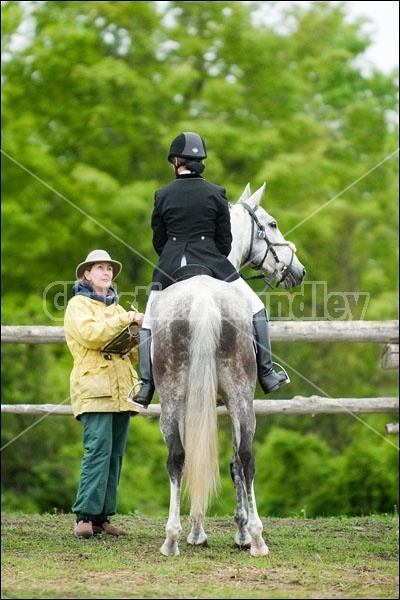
[239,202,295,293]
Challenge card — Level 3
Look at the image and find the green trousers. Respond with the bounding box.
[72,412,130,522]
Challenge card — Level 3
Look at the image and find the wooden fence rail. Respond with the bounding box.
[1,321,398,430]
[1,320,399,345]
[1,397,398,417]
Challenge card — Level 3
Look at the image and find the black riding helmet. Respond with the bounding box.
[168,132,207,163]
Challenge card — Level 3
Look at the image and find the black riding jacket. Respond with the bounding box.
[150,173,240,290]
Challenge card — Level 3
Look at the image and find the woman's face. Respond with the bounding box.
[85,262,114,294]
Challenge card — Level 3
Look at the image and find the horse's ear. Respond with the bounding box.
[247,182,266,208]
[237,183,251,204]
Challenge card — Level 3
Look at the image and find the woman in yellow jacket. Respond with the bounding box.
[64,249,144,539]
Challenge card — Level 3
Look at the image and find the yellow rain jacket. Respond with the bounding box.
[64,295,139,419]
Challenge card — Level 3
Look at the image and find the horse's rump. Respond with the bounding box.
[151,276,256,401]
[151,276,256,516]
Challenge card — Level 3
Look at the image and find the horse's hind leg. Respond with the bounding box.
[231,418,269,557]
[160,429,185,557]
[246,480,269,557]
[230,451,252,548]
[160,477,182,557]
[238,430,269,557]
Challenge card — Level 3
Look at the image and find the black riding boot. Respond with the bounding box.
[127,328,154,409]
[253,309,290,394]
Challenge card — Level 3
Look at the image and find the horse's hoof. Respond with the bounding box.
[235,531,252,547]
[236,542,251,550]
[187,533,208,546]
[160,541,179,557]
[250,542,269,557]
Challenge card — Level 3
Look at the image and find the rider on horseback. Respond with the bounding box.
[128,132,289,409]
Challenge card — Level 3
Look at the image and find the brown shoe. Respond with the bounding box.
[93,519,127,536]
[74,518,93,539]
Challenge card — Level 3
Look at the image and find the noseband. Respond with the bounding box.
[240,202,295,290]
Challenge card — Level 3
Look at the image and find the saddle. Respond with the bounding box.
[172,264,214,283]
[101,322,140,358]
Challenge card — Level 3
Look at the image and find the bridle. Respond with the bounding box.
[240,202,296,292]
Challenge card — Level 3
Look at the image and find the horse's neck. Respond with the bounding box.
[228,205,250,270]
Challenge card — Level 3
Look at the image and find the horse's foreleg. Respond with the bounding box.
[160,478,182,557]
[187,512,208,546]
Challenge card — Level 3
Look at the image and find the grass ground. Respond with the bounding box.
[1,512,398,599]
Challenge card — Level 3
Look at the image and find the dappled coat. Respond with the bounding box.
[64,295,139,419]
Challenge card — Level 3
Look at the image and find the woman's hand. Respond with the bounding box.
[130,306,144,327]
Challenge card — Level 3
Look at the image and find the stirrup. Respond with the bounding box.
[126,381,148,409]
[272,362,290,384]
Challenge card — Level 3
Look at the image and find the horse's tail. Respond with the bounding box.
[184,290,221,518]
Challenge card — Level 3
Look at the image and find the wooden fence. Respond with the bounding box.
[1,321,399,431]
[2,320,399,345]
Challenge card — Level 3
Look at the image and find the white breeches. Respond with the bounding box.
[142,276,264,330]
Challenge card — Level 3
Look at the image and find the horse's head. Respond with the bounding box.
[229,183,306,290]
